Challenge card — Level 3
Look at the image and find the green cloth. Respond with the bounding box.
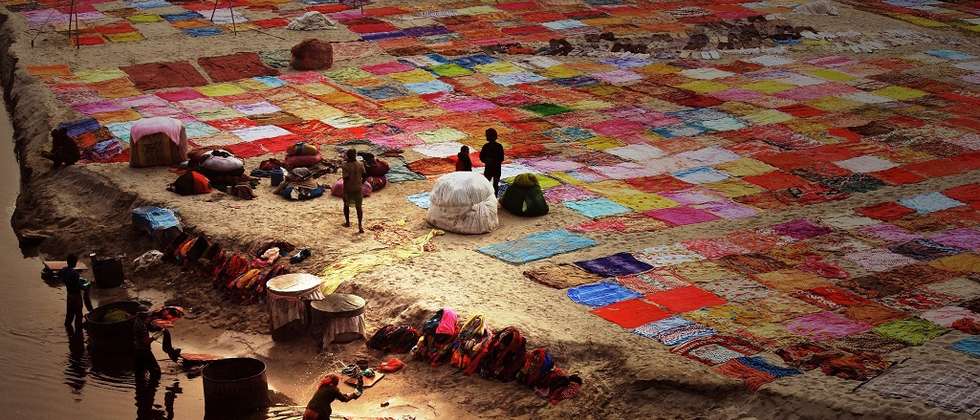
[430,64,472,77]
[501,174,549,217]
[873,318,947,346]
[522,103,571,117]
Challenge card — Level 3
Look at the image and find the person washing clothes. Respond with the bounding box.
[479,128,504,195]
[60,254,93,332]
[341,149,366,234]
[304,374,360,420]
[133,306,183,384]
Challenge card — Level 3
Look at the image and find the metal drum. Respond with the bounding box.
[202,357,269,415]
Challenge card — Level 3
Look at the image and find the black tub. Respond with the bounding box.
[84,301,141,354]
[202,357,269,415]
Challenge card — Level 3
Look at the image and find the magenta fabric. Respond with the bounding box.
[928,228,980,251]
[645,206,720,226]
[785,311,871,341]
[155,88,205,102]
[436,307,459,336]
[772,219,832,240]
[131,117,184,144]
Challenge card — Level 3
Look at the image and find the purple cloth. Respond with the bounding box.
[772,219,832,240]
[645,206,720,226]
[928,228,980,251]
[575,252,654,277]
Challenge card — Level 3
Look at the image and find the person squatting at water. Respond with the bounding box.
[304,374,360,420]
[42,127,80,169]
[60,254,94,332]
[133,306,183,383]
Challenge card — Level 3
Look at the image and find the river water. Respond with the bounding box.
[0,104,207,418]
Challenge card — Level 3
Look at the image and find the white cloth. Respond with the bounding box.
[319,314,366,347]
[267,289,324,331]
[426,172,499,234]
[287,11,336,31]
[130,117,184,145]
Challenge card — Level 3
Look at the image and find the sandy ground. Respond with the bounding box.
[2,1,980,418]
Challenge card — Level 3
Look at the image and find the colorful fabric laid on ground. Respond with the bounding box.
[478,229,596,264]
[523,263,601,289]
[567,281,640,308]
[860,360,980,414]
[872,318,948,346]
[951,336,980,358]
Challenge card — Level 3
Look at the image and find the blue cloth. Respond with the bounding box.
[898,192,964,214]
[951,336,980,358]
[564,198,630,219]
[361,31,406,41]
[477,229,597,264]
[386,160,425,183]
[736,356,801,378]
[575,252,653,277]
[406,192,431,209]
[132,207,180,233]
[404,80,454,95]
[162,11,203,22]
[184,27,223,37]
[567,281,640,308]
[58,118,100,139]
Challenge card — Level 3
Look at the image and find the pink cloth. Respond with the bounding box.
[435,308,458,336]
[130,117,184,144]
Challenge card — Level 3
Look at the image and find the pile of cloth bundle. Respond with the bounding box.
[168,233,292,305]
[367,308,582,405]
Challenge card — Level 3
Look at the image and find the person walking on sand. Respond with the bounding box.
[341,149,366,233]
[61,254,94,333]
[480,128,504,195]
[304,374,360,420]
[456,145,472,172]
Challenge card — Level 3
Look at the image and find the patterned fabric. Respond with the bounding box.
[633,316,716,346]
[860,360,980,414]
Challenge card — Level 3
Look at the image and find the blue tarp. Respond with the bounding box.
[132,207,180,233]
[477,229,597,264]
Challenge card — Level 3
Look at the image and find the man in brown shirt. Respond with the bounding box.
[341,149,366,233]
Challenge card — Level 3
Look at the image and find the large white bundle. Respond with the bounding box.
[426,172,499,234]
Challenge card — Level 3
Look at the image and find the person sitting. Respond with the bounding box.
[304,374,359,420]
[42,128,81,169]
[456,145,472,172]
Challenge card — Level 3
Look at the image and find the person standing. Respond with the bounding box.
[479,128,504,195]
[60,254,94,332]
[304,374,360,420]
[133,309,161,384]
[455,145,472,172]
[341,149,366,234]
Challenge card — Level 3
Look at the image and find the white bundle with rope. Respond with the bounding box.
[426,172,499,234]
[287,11,337,31]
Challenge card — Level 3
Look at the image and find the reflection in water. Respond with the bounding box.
[64,328,88,396]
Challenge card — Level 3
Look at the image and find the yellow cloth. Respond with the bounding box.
[714,158,777,177]
[677,80,729,94]
[474,61,522,75]
[290,105,344,121]
[704,179,764,198]
[742,109,794,125]
[873,86,927,101]
[319,230,443,294]
[804,68,855,82]
[569,99,613,111]
[808,96,862,112]
[929,253,980,273]
[196,83,247,97]
[389,69,436,84]
[540,65,583,79]
[75,69,127,83]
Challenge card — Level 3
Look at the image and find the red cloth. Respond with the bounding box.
[944,183,980,204]
[743,171,811,190]
[870,167,925,186]
[626,175,692,193]
[198,52,279,83]
[590,299,670,328]
[857,202,914,221]
[121,61,207,90]
[646,286,725,313]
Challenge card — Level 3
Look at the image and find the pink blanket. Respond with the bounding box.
[436,307,458,336]
[130,117,184,144]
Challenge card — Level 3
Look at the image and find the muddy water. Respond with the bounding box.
[0,105,206,418]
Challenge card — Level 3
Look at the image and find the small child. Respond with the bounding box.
[455,145,472,172]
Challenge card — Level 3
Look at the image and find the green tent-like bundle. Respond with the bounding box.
[501,173,549,217]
